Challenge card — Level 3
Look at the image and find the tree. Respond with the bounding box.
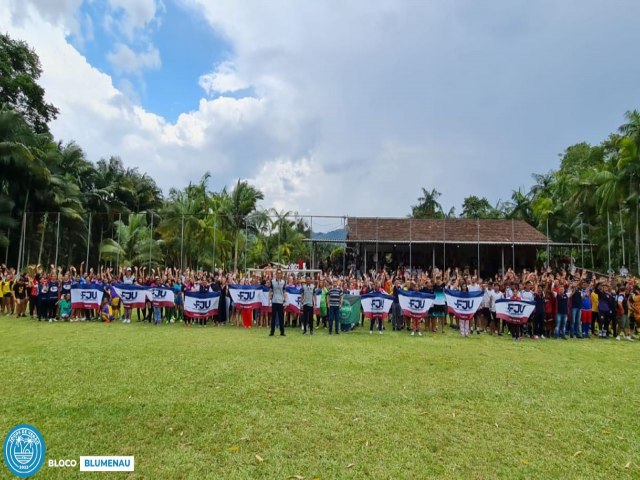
[100,213,163,268]
[0,33,59,133]
[410,188,443,218]
[461,196,494,218]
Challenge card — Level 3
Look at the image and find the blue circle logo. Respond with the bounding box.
[3,425,46,478]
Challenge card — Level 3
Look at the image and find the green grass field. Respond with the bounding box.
[1,315,639,479]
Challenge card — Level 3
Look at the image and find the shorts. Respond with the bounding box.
[3,293,11,298]
[430,304,446,318]
[618,314,629,329]
[478,307,491,319]
[581,310,592,324]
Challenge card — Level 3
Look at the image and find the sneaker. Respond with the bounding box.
[48,319,52,323]
[560,335,567,340]
[410,331,415,336]
[280,333,286,336]
[616,335,621,341]
[625,336,634,341]
[540,334,546,339]
[418,331,423,337]
[533,335,539,340]
[310,331,314,335]
[379,331,382,335]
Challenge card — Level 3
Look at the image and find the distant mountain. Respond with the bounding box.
[311,228,346,242]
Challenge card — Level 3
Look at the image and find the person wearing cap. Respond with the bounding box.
[301,276,315,335]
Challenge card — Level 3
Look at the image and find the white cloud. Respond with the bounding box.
[199,61,250,95]
[3,0,640,220]
[107,43,161,75]
[106,0,160,39]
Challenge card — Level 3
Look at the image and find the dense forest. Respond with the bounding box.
[1,34,638,274]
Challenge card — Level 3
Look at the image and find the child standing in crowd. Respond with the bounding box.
[553,284,569,340]
[533,284,546,339]
[58,294,71,321]
[580,281,592,338]
[616,285,633,341]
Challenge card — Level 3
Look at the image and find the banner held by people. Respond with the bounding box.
[495,299,536,324]
[184,291,220,318]
[284,286,302,314]
[445,289,483,320]
[70,284,104,310]
[112,283,149,309]
[361,291,395,319]
[228,285,263,310]
[398,289,435,318]
[151,286,175,308]
[261,286,272,312]
[341,294,361,325]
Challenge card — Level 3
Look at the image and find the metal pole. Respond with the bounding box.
[213,215,217,271]
[4,228,9,266]
[148,213,153,271]
[580,219,584,267]
[501,246,505,276]
[364,245,367,274]
[54,212,61,270]
[409,218,412,275]
[116,213,121,272]
[511,218,515,269]
[85,212,91,269]
[244,221,248,273]
[342,216,346,275]
[17,211,26,272]
[443,218,446,271]
[180,214,185,272]
[607,211,611,273]
[619,208,625,267]
[310,216,313,269]
[476,217,480,276]
[375,217,379,272]
[546,218,550,267]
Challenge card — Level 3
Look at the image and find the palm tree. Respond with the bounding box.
[100,213,163,268]
[221,180,264,271]
[411,188,443,218]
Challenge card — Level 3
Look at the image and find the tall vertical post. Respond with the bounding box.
[148,213,153,272]
[375,217,379,272]
[511,218,515,270]
[116,213,122,272]
[476,217,480,276]
[342,216,346,275]
[180,214,185,272]
[409,218,412,275]
[607,211,612,273]
[501,246,505,276]
[17,210,26,272]
[244,221,248,273]
[619,208,625,267]
[546,218,550,267]
[580,219,584,267]
[4,228,9,266]
[54,212,61,270]
[85,212,91,269]
[443,218,446,271]
[212,214,216,272]
[310,216,313,269]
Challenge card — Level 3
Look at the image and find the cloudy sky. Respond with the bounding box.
[2,0,640,222]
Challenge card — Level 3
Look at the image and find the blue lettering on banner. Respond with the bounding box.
[80,291,97,300]
[238,291,256,301]
[409,299,425,310]
[455,299,473,310]
[371,298,384,310]
[194,300,211,310]
[120,291,136,301]
[153,290,166,298]
[507,303,526,315]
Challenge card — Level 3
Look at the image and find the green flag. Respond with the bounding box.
[340,295,361,325]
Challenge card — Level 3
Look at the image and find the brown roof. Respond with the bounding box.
[346,218,550,245]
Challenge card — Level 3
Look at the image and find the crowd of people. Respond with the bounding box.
[1,261,638,342]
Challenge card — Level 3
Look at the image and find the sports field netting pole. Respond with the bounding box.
[443,218,446,272]
[580,220,584,267]
[619,208,625,267]
[180,214,184,272]
[342,216,346,275]
[4,228,9,265]
[607,211,612,273]
[310,216,313,269]
[54,212,60,270]
[409,218,412,274]
[476,217,480,275]
[375,217,379,272]
[85,212,91,269]
[244,221,248,273]
[511,218,515,269]
[17,210,26,272]
[149,213,153,272]
[116,213,121,272]
[501,246,505,275]
[546,218,550,267]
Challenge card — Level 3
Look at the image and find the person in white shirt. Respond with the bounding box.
[489,283,504,335]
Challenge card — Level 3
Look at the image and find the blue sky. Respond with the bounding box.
[69,0,234,121]
[3,0,640,218]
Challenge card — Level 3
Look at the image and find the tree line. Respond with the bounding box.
[1,33,638,274]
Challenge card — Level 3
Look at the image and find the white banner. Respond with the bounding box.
[445,289,483,320]
[229,285,263,310]
[184,291,220,318]
[112,283,149,308]
[70,285,104,310]
[284,286,302,314]
[151,287,175,307]
[261,286,272,311]
[361,292,395,319]
[398,290,435,318]
[495,299,536,324]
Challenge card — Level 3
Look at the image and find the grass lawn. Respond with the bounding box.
[1,315,639,479]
